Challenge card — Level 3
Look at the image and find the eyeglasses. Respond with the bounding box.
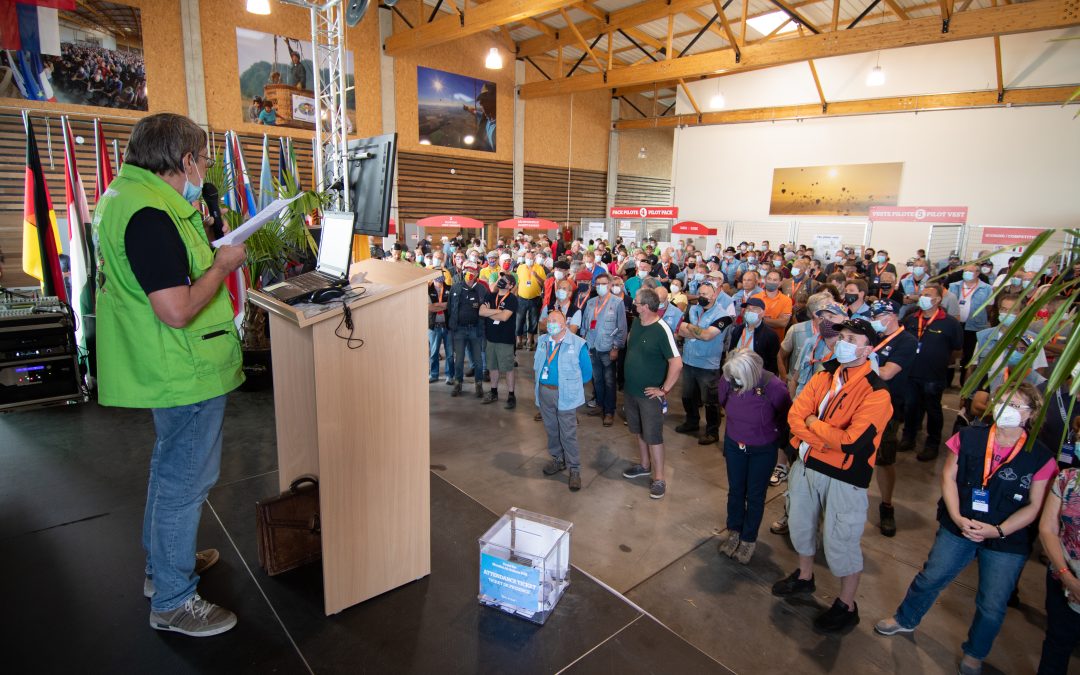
[1004,402,1032,411]
[197,153,215,169]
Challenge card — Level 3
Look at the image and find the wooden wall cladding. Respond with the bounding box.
[616,174,672,207]
[523,164,607,225]
[397,152,512,225]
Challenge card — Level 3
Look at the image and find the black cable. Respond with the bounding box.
[333,288,366,349]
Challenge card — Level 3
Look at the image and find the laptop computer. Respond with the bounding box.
[264,211,355,305]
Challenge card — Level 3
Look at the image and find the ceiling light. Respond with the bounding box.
[485,47,503,70]
[866,65,885,86]
[710,81,724,109]
[246,0,271,15]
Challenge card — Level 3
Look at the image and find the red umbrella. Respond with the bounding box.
[417,215,485,229]
[497,217,558,230]
[672,221,717,236]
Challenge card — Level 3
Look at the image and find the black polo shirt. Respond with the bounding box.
[1038,382,1079,465]
[483,290,518,344]
[874,327,917,404]
[901,309,962,382]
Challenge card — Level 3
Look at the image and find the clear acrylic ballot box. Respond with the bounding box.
[478,507,572,624]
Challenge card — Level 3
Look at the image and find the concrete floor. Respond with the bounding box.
[429,352,1078,675]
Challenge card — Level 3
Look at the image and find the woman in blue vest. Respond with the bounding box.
[874,383,1056,675]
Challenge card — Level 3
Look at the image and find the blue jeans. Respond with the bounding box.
[451,324,485,384]
[894,526,1027,660]
[723,436,775,542]
[428,325,454,379]
[590,349,617,415]
[143,395,227,612]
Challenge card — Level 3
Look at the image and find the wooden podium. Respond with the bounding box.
[249,259,436,615]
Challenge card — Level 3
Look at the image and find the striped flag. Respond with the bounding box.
[277,137,289,187]
[286,137,301,191]
[93,119,114,203]
[258,134,274,210]
[220,132,250,331]
[21,113,66,301]
[61,115,94,358]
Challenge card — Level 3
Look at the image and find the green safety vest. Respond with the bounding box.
[93,163,243,408]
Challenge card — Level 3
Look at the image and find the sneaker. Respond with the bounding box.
[542,457,566,475]
[149,593,237,637]
[428,376,438,383]
[534,411,543,422]
[649,480,667,499]
[451,382,462,397]
[568,470,581,491]
[733,540,756,565]
[504,393,516,410]
[874,618,915,636]
[813,598,859,633]
[880,503,897,537]
[698,433,718,446]
[602,414,614,427]
[771,569,815,597]
[769,514,789,535]
[957,658,983,675]
[622,463,652,479]
[144,549,221,599]
[769,464,789,487]
[586,398,598,408]
[674,422,700,435]
[717,531,740,557]
[916,446,939,462]
[445,378,455,385]
[481,390,498,404]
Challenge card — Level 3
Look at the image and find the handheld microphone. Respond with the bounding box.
[202,182,225,240]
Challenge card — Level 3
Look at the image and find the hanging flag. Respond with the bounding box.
[21,113,66,301]
[286,136,301,191]
[4,3,63,54]
[219,132,249,331]
[93,119,114,203]
[277,137,289,187]
[258,134,274,210]
[61,115,94,359]
[232,132,258,217]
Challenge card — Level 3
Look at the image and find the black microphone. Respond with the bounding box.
[202,182,225,240]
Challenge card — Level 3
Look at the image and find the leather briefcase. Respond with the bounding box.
[256,475,321,576]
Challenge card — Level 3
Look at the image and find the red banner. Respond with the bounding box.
[980,227,1040,246]
[497,217,558,230]
[416,215,485,229]
[671,221,716,235]
[609,206,679,219]
[868,206,968,223]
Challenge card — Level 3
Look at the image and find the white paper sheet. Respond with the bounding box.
[211,194,305,248]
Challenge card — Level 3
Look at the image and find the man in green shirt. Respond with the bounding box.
[94,113,246,637]
[621,287,683,499]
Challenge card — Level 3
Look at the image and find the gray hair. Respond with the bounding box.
[636,287,660,313]
[806,291,834,316]
[641,277,660,290]
[722,348,764,395]
[124,113,207,175]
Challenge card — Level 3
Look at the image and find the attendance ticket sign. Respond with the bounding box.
[479,553,542,613]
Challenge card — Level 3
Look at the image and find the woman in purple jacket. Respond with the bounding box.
[716,348,793,564]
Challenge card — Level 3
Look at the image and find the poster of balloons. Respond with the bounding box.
[769,162,903,216]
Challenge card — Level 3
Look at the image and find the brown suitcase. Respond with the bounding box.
[256,475,321,576]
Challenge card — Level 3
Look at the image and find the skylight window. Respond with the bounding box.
[745,10,799,37]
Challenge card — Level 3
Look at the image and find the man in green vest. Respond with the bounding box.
[94,113,246,637]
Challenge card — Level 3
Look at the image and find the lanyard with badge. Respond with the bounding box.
[915,310,940,355]
[590,295,611,330]
[959,283,978,307]
[1058,389,1076,465]
[541,340,562,380]
[972,427,1027,512]
[871,326,906,356]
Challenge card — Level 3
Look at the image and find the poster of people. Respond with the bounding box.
[769,162,903,216]
[0,1,147,110]
[235,28,356,130]
[417,66,496,152]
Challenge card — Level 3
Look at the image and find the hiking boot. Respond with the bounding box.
[770,464,789,487]
[814,598,859,633]
[451,382,463,397]
[675,422,700,435]
[602,414,614,427]
[649,480,667,499]
[698,433,718,445]
[772,569,815,597]
[481,390,499,404]
[874,618,915,636]
[622,463,652,479]
[568,470,581,491]
[534,411,543,422]
[474,382,484,398]
[717,530,740,557]
[144,549,220,599]
[149,593,237,637]
[733,540,756,565]
[770,514,789,535]
[880,503,897,537]
[504,393,516,409]
[542,457,566,475]
[916,446,939,462]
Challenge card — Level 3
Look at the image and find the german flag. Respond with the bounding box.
[22,114,66,301]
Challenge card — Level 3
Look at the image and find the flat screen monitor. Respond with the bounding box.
[346,132,397,237]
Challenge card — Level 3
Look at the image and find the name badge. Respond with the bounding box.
[972,487,990,513]
[526,281,532,286]
[959,300,967,306]
[1061,442,1075,465]
[590,319,597,329]
[492,320,500,325]
[540,367,549,380]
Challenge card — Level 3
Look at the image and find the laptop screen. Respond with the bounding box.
[316,212,355,278]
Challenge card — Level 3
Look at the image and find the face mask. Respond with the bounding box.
[1009,278,1022,287]
[818,321,840,340]
[791,267,802,277]
[496,278,509,290]
[585,262,594,270]
[182,156,203,202]
[864,253,874,261]
[1006,350,1024,366]
[913,266,926,277]
[918,296,935,311]
[724,254,733,260]
[596,284,609,296]
[611,285,624,296]
[694,272,705,281]
[424,258,432,266]
[464,273,477,284]
[547,322,563,336]
[637,270,648,279]
[773,260,782,268]
[658,302,667,310]
[992,402,1023,429]
[670,285,681,293]
[870,319,887,334]
[744,311,760,326]
[879,282,892,291]
[732,378,743,388]
[554,270,567,281]
[433,259,443,268]
[845,293,860,305]
[765,282,780,292]
[876,255,886,264]
[834,339,861,364]
[525,258,534,266]
[517,256,525,264]
[618,255,626,262]
[469,254,479,263]
[1000,313,1016,327]
[962,271,976,282]
[747,256,757,264]
[555,289,569,301]
[981,267,992,275]
[697,296,710,307]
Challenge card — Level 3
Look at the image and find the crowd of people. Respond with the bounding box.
[44,42,147,110]
[410,231,1078,672]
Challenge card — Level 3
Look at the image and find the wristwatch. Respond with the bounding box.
[995,525,1006,539]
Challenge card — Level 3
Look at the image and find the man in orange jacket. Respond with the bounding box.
[771,317,893,634]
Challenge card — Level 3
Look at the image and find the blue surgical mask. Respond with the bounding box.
[694,273,705,281]
[182,156,203,202]
[834,339,860,364]
[913,266,926,277]
[1010,278,1022,287]
[918,296,935,311]
[870,319,886,334]
[1000,313,1016,326]
[596,284,609,296]
[876,255,887,264]
[637,270,648,278]
[962,271,976,282]
[744,311,760,326]
[1006,350,1024,366]
[773,260,782,267]
[556,289,569,301]
[747,256,758,264]
[547,322,562,336]
[791,267,803,277]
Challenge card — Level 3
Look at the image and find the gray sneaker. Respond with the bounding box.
[717,531,740,557]
[733,540,756,564]
[649,480,666,499]
[149,593,237,637]
[144,549,221,598]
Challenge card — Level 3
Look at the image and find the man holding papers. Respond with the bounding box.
[93,113,246,638]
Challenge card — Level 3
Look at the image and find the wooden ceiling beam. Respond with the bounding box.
[385,0,579,55]
[560,7,606,72]
[883,0,910,21]
[521,0,1080,98]
[712,0,741,54]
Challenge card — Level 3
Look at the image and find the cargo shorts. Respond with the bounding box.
[786,461,869,578]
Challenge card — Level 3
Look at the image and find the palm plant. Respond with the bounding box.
[958,228,1079,450]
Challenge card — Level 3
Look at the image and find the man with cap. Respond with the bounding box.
[773,317,893,633]
[729,297,780,375]
[867,301,918,537]
[447,261,487,399]
[675,279,735,445]
[721,247,740,286]
[479,251,501,291]
[544,260,572,313]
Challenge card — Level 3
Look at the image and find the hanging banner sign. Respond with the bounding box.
[868,206,968,223]
[416,215,485,229]
[980,227,1041,245]
[497,218,558,230]
[671,221,716,235]
[610,206,679,219]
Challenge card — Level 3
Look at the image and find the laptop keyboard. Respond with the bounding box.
[286,272,336,293]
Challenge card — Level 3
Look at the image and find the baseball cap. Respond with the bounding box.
[463,261,479,271]
[707,270,725,280]
[554,260,571,270]
[831,318,880,346]
[815,302,848,318]
[744,297,766,310]
[708,255,721,265]
[868,301,896,318]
